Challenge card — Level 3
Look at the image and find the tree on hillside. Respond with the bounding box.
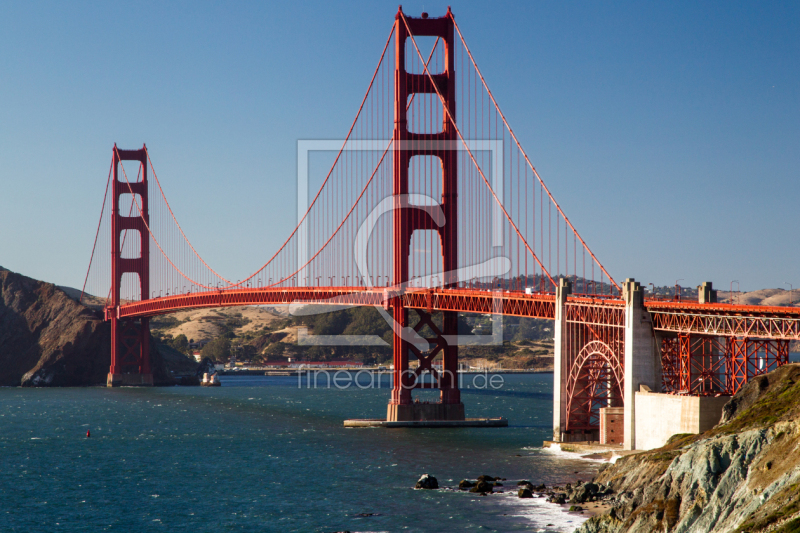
[512,318,553,343]
[170,334,189,353]
[201,336,231,362]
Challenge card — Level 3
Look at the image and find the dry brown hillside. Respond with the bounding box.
[717,288,799,307]
[155,306,284,344]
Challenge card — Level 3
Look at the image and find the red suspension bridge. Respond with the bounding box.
[81,8,800,447]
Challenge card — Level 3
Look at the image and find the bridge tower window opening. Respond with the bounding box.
[404,36,444,75]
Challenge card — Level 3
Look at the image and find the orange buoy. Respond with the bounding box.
[86,430,91,438]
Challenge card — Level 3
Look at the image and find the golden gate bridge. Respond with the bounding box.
[80,7,800,449]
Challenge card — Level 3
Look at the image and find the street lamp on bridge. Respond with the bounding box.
[730,280,740,305]
[785,282,793,306]
[674,279,684,302]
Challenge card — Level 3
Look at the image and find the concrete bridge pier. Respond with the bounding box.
[552,278,571,442]
[622,278,660,450]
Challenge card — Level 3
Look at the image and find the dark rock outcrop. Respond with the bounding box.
[458,479,475,490]
[415,474,438,490]
[570,482,600,504]
[0,267,195,386]
[518,487,533,498]
[469,480,493,494]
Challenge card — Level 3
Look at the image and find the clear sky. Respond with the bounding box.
[1,1,798,292]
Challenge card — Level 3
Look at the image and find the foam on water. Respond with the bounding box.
[494,490,590,532]
[538,442,623,464]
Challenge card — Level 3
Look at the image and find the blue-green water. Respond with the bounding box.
[1,374,597,532]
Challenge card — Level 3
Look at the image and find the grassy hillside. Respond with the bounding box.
[147,304,555,369]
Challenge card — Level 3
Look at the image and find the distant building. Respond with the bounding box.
[188,340,209,350]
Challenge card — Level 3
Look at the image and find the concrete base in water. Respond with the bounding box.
[107,373,154,387]
[387,402,466,422]
[344,417,508,428]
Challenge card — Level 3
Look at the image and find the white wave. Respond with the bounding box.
[536,442,621,463]
[493,490,589,532]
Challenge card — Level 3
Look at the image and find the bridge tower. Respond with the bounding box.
[106,145,153,387]
[387,8,464,421]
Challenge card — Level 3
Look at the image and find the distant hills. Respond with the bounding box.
[717,288,798,307]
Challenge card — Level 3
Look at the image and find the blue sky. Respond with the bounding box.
[1,1,798,292]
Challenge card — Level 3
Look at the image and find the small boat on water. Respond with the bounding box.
[200,372,221,387]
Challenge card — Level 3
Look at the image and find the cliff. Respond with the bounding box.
[0,267,193,386]
[576,363,800,533]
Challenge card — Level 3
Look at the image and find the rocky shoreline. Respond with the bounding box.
[413,471,617,526]
[574,363,800,533]
[409,363,800,533]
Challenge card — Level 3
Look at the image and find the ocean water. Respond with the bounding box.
[0,374,597,532]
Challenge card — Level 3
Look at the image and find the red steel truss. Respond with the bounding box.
[727,337,789,392]
[652,301,797,397]
[660,334,790,396]
[660,335,680,392]
[648,302,800,340]
[563,301,625,434]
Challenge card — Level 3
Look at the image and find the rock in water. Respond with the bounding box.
[458,479,475,490]
[415,474,439,490]
[469,480,493,494]
[518,487,533,498]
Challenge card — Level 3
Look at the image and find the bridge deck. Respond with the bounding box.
[110,287,800,341]
[112,287,559,320]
